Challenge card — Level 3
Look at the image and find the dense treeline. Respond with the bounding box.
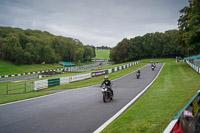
[177,0,200,56]
[0,26,95,64]
[110,0,200,63]
[110,30,181,63]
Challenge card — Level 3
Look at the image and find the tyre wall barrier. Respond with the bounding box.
[164,90,200,133]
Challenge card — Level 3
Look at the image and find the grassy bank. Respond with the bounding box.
[0,60,96,76]
[102,59,200,133]
[0,60,63,76]
[0,62,146,104]
[95,49,110,59]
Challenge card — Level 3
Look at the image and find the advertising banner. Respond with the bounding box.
[108,69,112,74]
[92,71,105,77]
[60,77,70,85]
[34,79,48,91]
[70,73,91,82]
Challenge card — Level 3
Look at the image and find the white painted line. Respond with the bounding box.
[93,63,165,133]
[0,62,142,107]
[163,119,178,133]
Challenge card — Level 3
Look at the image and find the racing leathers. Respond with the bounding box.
[101,80,113,95]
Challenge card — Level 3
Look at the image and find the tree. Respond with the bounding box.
[110,30,180,63]
[177,0,200,56]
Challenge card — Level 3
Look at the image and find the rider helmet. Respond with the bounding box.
[104,76,108,80]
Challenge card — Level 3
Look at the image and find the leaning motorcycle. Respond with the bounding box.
[101,85,113,103]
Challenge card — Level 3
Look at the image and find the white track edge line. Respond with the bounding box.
[93,63,165,133]
[0,63,147,107]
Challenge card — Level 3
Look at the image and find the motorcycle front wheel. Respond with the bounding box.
[103,93,107,103]
[110,92,114,100]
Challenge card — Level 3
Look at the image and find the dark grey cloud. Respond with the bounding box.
[0,0,189,47]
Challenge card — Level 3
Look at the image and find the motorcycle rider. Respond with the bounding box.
[101,76,113,95]
[136,69,141,78]
[137,69,141,74]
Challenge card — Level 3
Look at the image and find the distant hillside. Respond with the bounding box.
[95,49,110,60]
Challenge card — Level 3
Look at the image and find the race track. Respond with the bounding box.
[0,63,164,133]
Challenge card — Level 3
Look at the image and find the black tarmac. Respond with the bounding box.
[0,63,163,133]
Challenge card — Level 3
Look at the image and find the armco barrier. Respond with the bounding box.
[164,90,200,133]
[186,60,200,74]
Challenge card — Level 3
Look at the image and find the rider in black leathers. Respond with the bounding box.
[101,76,113,95]
[137,70,141,74]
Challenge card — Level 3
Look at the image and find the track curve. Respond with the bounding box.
[0,63,164,133]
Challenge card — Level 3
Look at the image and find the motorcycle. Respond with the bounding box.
[152,66,155,71]
[101,85,113,103]
[136,72,140,79]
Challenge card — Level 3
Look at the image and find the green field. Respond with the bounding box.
[95,49,110,59]
[102,59,200,133]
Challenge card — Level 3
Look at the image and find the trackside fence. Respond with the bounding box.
[186,60,200,74]
[34,61,139,91]
[164,90,200,133]
[6,81,27,94]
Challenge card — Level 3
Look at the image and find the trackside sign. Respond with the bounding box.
[70,73,91,82]
[92,71,105,77]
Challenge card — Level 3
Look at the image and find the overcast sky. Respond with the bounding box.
[0,0,189,47]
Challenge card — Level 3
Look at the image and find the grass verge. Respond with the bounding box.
[102,59,200,133]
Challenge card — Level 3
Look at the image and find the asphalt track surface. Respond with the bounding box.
[0,75,37,83]
[0,63,163,133]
